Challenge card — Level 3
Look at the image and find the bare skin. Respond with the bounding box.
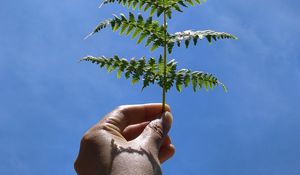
[74,103,175,175]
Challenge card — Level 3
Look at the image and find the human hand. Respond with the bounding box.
[74,104,175,175]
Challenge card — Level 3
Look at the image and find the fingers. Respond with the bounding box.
[137,111,173,156]
[159,144,175,163]
[101,103,170,133]
[123,125,176,162]
[162,135,172,146]
[158,136,175,163]
[122,122,150,141]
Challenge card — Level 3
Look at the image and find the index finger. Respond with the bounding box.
[101,103,170,133]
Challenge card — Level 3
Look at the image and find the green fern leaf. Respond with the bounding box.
[173,69,223,92]
[137,31,149,44]
[186,0,195,6]
[169,30,237,49]
[221,83,228,93]
[117,69,122,79]
[131,28,142,39]
[98,0,206,19]
[166,0,206,14]
[81,55,226,93]
[120,22,129,34]
[87,13,167,51]
[84,19,112,39]
[100,0,167,18]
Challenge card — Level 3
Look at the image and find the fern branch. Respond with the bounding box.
[167,30,237,52]
[86,13,169,51]
[175,69,226,92]
[84,19,112,39]
[166,0,206,13]
[81,55,226,92]
[100,0,167,17]
[99,0,206,19]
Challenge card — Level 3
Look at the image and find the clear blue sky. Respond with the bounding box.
[1,0,300,174]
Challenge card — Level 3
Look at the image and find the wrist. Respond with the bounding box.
[111,151,162,175]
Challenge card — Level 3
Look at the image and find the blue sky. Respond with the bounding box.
[1,0,300,174]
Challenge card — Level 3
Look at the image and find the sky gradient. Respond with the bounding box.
[1,0,300,174]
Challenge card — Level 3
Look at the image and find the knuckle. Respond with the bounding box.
[100,117,121,133]
[81,132,92,144]
[111,105,128,119]
[115,105,129,113]
[81,131,99,146]
[102,116,119,127]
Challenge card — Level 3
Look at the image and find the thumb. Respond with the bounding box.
[137,112,173,155]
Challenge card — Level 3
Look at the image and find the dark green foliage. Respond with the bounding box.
[82,0,236,107]
[169,30,238,50]
[86,13,236,53]
[81,56,225,92]
[86,13,167,50]
[100,0,207,19]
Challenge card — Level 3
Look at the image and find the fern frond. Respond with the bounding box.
[167,30,237,51]
[81,55,225,92]
[174,69,224,92]
[99,0,206,19]
[84,19,112,39]
[81,55,158,86]
[166,0,206,14]
[86,13,168,51]
[100,0,167,18]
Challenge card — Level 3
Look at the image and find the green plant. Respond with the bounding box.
[82,0,237,112]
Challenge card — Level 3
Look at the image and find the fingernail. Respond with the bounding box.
[162,111,173,129]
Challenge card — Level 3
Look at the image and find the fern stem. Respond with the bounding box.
[162,1,167,112]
